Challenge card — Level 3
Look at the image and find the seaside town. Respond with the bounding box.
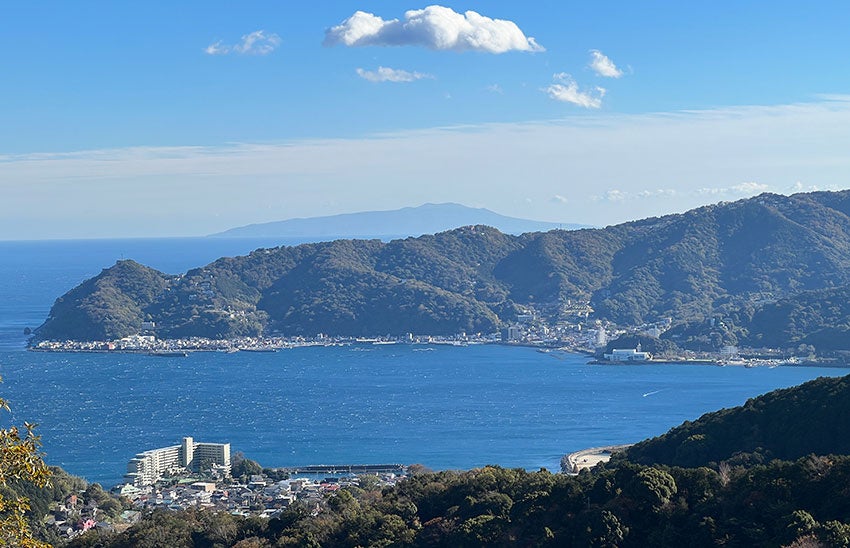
[48,435,409,542]
[46,432,631,542]
[29,304,823,367]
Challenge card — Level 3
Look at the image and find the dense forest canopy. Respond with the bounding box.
[35,190,850,349]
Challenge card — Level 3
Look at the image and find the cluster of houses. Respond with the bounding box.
[113,472,403,518]
[44,492,141,541]
[43,470,405,541]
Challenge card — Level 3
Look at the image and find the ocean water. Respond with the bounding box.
[0,238,846,487]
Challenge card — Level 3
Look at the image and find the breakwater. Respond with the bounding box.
[273,464,407,476]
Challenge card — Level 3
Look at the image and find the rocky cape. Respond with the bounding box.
[34,190,850,350]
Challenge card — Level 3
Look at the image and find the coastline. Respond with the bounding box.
[562,444,633,474]
[26,336,845,368]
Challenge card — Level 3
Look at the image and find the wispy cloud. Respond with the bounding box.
[5,98,850,238]
[356,66,433,83]
[205,30,281,56]
[588,50,623,78]
[595,188,679,202]
[604,189,627,201]
[636,189,678,198]
[324,5,544,53]
[486,84,504,94]
[204,41,229,55]
[544,73,605,108]
[551,194,568,204]
[697,182,770,196]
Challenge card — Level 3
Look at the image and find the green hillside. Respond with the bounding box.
[34,190,850,343]
[621,374,850,468]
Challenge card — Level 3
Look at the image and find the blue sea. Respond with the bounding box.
[0,238,846,487]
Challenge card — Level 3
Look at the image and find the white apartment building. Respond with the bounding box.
[125,436,231,486]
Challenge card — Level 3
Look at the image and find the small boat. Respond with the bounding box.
[148,350,188,357]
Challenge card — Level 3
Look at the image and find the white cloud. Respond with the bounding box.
[5,98,850,238]
[732,181,769,194]
[356,66,433,83]
[324,5,544,53]
[205,30,281,56]
[204,41,229,55]
[486,84,504,94]
[544,73,605,108]
[604,189,627,201]
[588,50,623,78]
[636,189,678,198]
[551,195,568,204]
[790,181,821,193]
[697,182,770,196]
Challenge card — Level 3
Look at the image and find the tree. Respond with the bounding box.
[231,452,262,481]
[0,387,52,547]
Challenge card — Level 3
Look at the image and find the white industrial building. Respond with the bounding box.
[125,436,231,486]
[603,347,652,363]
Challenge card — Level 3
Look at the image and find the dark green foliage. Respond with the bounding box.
[740,284,850,350]
[36,260,173,341]
[60,457,850,547]
[230,452,262,482]
[622,374,850,468]
[36,190,850,344]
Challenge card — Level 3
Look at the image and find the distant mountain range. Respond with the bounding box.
[210,203,585,239]
[35,190,850,352]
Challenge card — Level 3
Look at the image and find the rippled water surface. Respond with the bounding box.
[2,346,844,487]
[0,238,845,487]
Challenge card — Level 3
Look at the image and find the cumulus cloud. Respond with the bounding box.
[544,73,605,108]
[588,50,623,78]
[205,30,281,55]
[356,66,433,83]
[324,5,544,53]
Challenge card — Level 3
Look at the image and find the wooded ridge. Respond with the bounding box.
[35,190,850,350]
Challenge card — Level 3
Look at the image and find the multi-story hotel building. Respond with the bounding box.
[125,436,231,486]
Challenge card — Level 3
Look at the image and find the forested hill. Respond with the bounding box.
[34,190,850,342]
[621,374,850,468]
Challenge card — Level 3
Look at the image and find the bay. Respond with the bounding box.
[0,238,846,488]
[1,346,844,488]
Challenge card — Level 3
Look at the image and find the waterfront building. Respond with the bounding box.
[603,347,652,363]
[125,436,231,486]
[501,326,521,342]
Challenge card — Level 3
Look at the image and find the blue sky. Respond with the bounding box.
[2,1,850,239]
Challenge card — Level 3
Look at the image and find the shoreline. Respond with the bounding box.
[562,444,633,474]
[25,337,846,368]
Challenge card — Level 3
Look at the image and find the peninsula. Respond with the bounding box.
[32,190,850,360]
